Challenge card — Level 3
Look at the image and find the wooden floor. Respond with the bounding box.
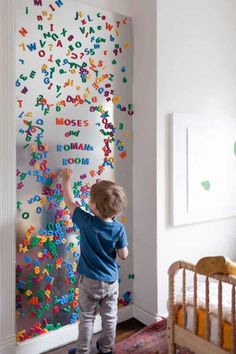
[114,318,145,343]
[45,318,145,354]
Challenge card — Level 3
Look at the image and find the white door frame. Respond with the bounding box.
[0,1,16,354]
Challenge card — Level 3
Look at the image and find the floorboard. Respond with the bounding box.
[45,318,145,354]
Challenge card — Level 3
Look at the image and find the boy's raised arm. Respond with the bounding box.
[62,168,77,216]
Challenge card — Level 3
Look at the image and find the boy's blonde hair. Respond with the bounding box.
[90,180,128,218]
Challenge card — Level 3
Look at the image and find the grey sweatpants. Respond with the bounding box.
[77,275,119,354]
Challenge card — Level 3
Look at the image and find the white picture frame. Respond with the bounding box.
[170,113,236,225]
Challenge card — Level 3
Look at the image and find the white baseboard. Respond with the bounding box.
[0,336,16,354]
[16,305,133,354]
[133,304,162,326]
[117,304,133,323]
[16,322,79,354]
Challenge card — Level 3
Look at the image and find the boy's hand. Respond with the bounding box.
[62,168,72,182]
[61,168,77,216]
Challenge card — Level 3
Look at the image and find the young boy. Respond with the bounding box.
[62,168,129,354]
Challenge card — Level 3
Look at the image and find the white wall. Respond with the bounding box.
[131,0,158,324]
[157,0,236,314]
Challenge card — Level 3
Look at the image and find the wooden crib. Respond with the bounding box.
[167,260,236,354]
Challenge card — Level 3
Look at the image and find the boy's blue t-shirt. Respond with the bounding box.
[72,207,128,282]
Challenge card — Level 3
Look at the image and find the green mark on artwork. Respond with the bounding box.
[201,180,210,191]
[234,142,236,155]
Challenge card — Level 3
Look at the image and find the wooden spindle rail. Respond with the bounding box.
[193,271,198,335]
[183,268,187,329]
[218,280,223,347]
[205,276,210,341]
[232,285,236,354]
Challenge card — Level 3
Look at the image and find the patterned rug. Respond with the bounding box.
[114,318,167,353]
[114,318,194,354]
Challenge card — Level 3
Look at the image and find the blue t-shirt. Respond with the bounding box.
[72,207,128,282]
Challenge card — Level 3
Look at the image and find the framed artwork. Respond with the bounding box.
[170,113,236,225]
